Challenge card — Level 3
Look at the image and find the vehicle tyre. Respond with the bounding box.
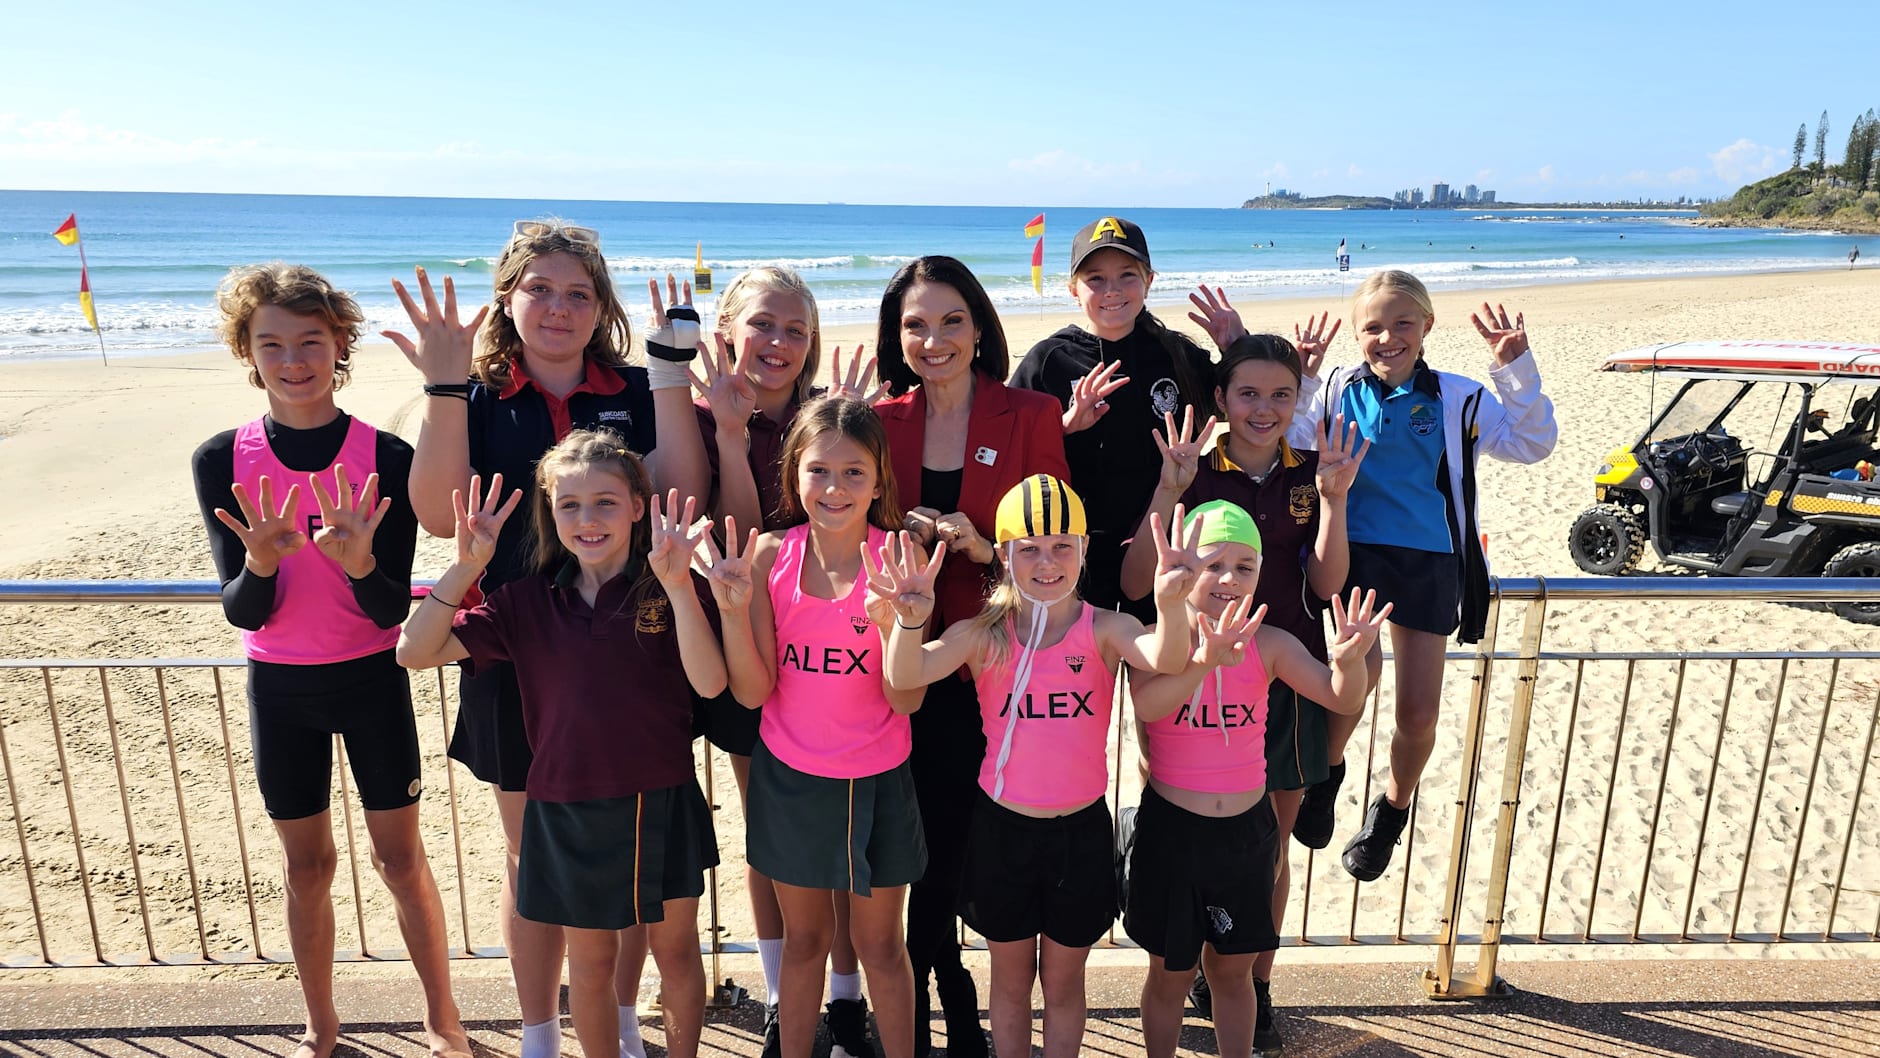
[1823,541,1880,625]
[1567,504,1645,576]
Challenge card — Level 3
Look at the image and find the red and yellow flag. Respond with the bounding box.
[78,267,99,332]
[1024,212,1045,239]
[1030,238,1044,295]
[52,213,80,246]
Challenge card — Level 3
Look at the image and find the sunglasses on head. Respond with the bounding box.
[511,220,601,248]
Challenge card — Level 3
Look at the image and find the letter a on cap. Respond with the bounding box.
[1090,217,1126,241]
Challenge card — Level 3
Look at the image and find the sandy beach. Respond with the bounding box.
[2,267,1878,994]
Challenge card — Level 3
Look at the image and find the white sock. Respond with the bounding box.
[520,1019,561,1058]
[829,970,862,1002]
[758,937,784,1005]
[618,1005,645,1058]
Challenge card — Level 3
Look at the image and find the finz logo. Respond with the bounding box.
[1065,655,1086,673]
[850,616,871,634]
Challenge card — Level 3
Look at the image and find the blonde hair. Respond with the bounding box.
[216,263,364,390]
[968,543,1086,673]
[777,395,901,530]
[526,428,655,588]
[475,219,629,389]
[1351,269,1435,321]
[714,267,822,402]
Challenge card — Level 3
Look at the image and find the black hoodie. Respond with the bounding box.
[1010,316,1213,610]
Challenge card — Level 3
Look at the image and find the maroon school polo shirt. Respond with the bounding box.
[1182,440,1327,659]
[695,397,801,532]
[451,561,713,802]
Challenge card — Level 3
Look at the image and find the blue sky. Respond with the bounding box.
[2,0,1873,207]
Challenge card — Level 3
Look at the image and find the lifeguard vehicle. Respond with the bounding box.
[1567,340,1880,623]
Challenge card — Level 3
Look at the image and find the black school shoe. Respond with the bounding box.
[759,1002,781,1058]
[1254,977,1284,1057]
[1187,966,1213,1020]
[1293,761,1346,850]
[1340,793,1410,882]
[825,997,877,1058]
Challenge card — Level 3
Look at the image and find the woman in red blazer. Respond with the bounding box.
[873,256,1069,1057]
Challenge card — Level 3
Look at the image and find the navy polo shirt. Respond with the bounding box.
[1340,364,1451,553]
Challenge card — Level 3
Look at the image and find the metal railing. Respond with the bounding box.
[1,578,1877,1000]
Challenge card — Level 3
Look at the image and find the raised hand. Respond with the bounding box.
[453,473,523,570]
[692,332,759,433]
[1195,593,1268,668]
[1149,503,1206,607]
[828,345,890,403]
[1063,359,1128,434]
[1471,302,1531,366]
[1314,414,1371,500]
[862,530,945,628]
[1328,586,1393,664]
[1186,285,1248,352]
[700,514,759,613]
[1153,405,1219,494]
[384,267,489,384]
[932,511,993,564]
[648,489,713,589]
[647,273,695,332]
[310,465,391,578]
[213,475,307,576]
[1293,312,1341,379]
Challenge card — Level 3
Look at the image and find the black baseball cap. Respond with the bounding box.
[1069,216,1151,273]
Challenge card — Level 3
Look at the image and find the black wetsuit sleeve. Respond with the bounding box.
[348,436,418,629]
[191,431,278,631]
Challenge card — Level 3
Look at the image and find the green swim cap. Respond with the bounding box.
[1183,499,1262,554]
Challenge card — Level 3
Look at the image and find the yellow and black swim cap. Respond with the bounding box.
[994,474,1088,543]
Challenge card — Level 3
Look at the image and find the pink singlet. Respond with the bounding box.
[1142,650,1270,793]
[232,416,398,665]
[973,604,1114,810]
[759,523,910,779]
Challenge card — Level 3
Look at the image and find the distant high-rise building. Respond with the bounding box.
[1432,182,1450,205]
[1465,184,1479,203]
[1481,190,1496,204]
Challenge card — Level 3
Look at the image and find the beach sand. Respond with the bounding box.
[2,268,1878,996]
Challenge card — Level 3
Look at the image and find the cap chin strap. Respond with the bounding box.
[1184,665,1229,747]
[990,538,1084,802]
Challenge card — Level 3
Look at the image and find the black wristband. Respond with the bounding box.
[424,591,463,609]
[424,382,473,399]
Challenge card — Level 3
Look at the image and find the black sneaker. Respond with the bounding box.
[825,997,877,1058]
[1340,793,1409,882]
[759,1002,781,1058]
[1253,977,1284,1057]
[1293,761,1346,850]
[1186,966,1213,1020]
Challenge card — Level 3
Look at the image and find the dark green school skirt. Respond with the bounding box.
[518,779,718,930]
[1264,681,1331,791]
[746,737,927,896]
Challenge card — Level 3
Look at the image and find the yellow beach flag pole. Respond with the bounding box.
[52,213,108,366]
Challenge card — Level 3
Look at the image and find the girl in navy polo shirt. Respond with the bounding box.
[386,222,709,1058]
[397,431,725,1058]
[1287,270,1556,885]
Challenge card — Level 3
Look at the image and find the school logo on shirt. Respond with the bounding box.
[599,410,634,427]
[1289,484,1317,524]
[1065,655,1087,673]
[636,597,670,633]
[1150,377,1180,417]
[849,616,870,634]
[1409,403,1439,437]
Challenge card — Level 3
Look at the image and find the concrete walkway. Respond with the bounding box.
[2,957,1876,1057]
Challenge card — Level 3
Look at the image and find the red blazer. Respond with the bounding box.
[876,370,1070,628]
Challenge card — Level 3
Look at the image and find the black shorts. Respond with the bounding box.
[447,662,532,791]
[1347,541,1461,636]
[695,689,761,757]
[1123,787,1280,971]
[960,793,1118,948]
[518,779,719,931]
[247,650,422,821]
[746,737,927,896]
[1264,681,1330,792]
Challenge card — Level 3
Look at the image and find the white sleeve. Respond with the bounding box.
[1474,353,1557,463]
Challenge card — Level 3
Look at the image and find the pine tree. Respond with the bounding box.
[1815,111,1830,175]
[1794,123,1808,170]
[1845,115,1868,186]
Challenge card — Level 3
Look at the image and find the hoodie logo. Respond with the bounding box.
[1150,377,1180,417]
[1065,655,1086,673]
[849,616,870,634]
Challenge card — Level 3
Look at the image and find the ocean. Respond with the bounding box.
[0,190,1861,360]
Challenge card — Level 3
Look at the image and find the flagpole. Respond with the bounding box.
[75,237,108,366]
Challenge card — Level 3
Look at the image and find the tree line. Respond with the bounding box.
[1791,108,1879,191]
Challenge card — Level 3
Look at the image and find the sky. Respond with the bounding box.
[2,0,1874,208]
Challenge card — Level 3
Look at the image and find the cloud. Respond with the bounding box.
[1709,139,1783,185]
[1537,164,1556,184]
[1347,164,1364,178]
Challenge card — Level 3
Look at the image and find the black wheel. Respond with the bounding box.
[1823,541,1880,624]
[1567,504,1645,575]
